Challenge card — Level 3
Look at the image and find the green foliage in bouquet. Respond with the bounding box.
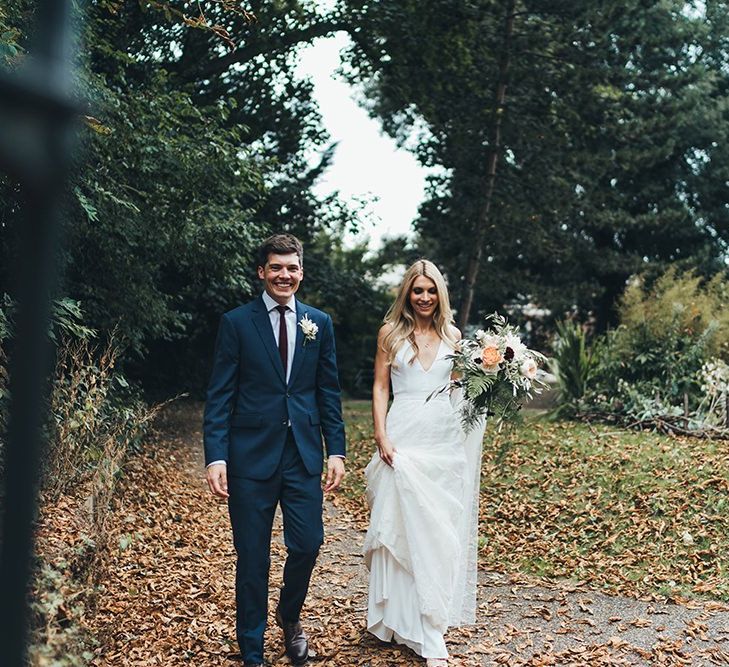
[456,362,499,430]
[445,313,547,432]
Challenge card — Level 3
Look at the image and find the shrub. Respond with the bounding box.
[551,319,594,415]
[0,296,97,477]
[45,333,155,505]
[620,269,729,357]
[0,297,139,491]
[594,270,727,400]
[577,268,729,434]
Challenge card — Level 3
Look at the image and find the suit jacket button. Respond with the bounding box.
[286,392,290,398]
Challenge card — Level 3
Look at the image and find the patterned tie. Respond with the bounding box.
[276,305,288,375]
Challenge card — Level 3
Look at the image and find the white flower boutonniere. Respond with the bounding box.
[298,314,319,345]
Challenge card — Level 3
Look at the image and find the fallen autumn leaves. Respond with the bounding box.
[340,404,729,604]
[31,401,729,665]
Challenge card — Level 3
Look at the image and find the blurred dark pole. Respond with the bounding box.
[0,1,80,665]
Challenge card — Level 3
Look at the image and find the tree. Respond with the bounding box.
[342,0,729,328]
[2,1,387,395]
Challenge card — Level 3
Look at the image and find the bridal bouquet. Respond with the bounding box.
[432,313,548,432]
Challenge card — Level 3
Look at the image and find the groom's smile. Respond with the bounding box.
[258,251,303,305]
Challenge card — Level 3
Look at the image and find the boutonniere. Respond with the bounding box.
[298,314,319,345]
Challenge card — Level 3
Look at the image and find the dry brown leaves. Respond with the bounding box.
[85,405,237,665]
[474,421,729,603]
[32,400,729,666]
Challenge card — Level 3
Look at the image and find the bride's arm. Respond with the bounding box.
[372,325,395,466]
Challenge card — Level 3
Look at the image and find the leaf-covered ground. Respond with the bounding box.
[72,401,729,665]
[341,401,729,602]
[479,421,729,603]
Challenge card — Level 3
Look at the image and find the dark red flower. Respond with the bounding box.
[504,346,515,361]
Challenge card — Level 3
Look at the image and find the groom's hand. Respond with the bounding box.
[206,463,229,499]
[324,456,345,493]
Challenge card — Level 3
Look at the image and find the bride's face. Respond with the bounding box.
[409,275,438,319]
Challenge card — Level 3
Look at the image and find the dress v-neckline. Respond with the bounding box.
[412,338,443,373]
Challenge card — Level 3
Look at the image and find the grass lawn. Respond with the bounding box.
[341,399,729,602]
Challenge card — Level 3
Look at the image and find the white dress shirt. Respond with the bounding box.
[207,292,343,467]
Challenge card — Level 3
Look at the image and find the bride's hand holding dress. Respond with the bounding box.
[375,437,396,467]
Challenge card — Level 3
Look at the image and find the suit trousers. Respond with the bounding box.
[227,430,324,664]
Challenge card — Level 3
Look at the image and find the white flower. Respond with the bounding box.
[700,359,729,397]
[478,333,502,350]
[504,332,527,361]
[520,358,537,380]
[681,531,694,546]
[298,314,318,344]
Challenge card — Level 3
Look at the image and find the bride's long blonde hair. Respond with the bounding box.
[381,259,458,366]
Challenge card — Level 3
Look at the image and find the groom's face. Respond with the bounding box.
[258,252,303,304]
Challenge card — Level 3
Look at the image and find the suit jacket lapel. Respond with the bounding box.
[251,296,286,384]
[288,302,308,387]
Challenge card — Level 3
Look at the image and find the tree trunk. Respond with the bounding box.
[457,0,516,330]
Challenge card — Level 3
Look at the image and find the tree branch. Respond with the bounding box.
[178,19,349,81]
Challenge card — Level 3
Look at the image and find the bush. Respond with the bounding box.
[0,297,96,475]
[0,298,148,489]
[551,319,595,415]
[564,268,729,434]
[45,333,155,502]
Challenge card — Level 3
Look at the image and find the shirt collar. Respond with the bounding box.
[262,291,296,313]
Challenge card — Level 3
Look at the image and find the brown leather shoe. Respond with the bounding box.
[275,607,308,665]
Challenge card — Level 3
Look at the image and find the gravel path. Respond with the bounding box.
[91,403,729,666]
[316,499,729,665]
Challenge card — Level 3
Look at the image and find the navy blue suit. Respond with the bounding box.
[203,294,346,663]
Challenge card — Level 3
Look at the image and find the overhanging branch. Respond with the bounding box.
[181,19,350,81]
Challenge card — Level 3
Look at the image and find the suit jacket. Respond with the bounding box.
[203,295,346,480]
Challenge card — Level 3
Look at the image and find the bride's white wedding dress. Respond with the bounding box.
[363,339,484,659]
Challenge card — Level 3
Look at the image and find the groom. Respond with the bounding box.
[203,233,346,666]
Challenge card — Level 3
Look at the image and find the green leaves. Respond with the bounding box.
[560,267,729,433]
[0,6,23,65]
[553,319,595,409]
[74,187,98,223]
[344,0,729,327]
[465,368,495,399]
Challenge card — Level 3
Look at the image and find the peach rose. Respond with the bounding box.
[481,346,503,368]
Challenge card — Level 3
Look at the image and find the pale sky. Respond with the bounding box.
[296,33,429,248]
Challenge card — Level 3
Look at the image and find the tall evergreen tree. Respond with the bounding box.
[342,0,729,328]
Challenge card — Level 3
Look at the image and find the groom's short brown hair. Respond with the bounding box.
[256,233,304,268]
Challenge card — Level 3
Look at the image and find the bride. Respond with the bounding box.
[364,259,485,666]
